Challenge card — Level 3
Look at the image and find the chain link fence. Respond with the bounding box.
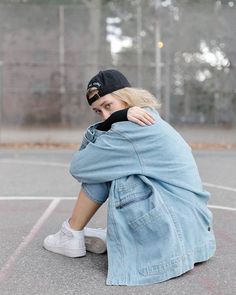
[0,0,236,131]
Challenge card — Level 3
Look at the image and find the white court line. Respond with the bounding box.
[0,198,234,281]
[0,198,60,282]
[208,205,236,211]
[203,182,236,193]
[0,159,69,168]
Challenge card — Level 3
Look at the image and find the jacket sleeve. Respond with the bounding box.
[79,123,103,151]
[70,129,143,183]
[96,108,129,131]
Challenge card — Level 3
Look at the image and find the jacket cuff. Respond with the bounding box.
[96,108,129,131]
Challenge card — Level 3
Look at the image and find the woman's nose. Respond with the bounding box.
[101,110,110,121]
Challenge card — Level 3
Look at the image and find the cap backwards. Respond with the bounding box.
[86,69,131,105]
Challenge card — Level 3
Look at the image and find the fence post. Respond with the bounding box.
[59,5,66,125]
[155,0,161,101]
[0,60,3,143]
[137,0,143,87]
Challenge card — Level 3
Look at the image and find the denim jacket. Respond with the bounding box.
[70,108,216,286]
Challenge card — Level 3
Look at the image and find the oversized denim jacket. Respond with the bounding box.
[70,108,216,286]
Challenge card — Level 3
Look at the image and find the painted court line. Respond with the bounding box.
[0,198,234,281]
[0,159,69,168]
[0,198,60,282]
[208,205,236,212]
[203,182,236,193]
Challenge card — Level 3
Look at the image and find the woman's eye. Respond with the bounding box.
[95,110,101,114]
[105,104,111,109]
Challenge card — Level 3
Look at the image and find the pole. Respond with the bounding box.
[164,44,170,122]
[59,5,66,124]
[59,5,65,96]
[137,0,143,87]
[155,0,161,100]
[0,60,3,143]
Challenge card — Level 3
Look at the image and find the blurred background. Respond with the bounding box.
[0,0,236,144]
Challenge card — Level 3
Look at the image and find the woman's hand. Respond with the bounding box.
[127,107,155,126]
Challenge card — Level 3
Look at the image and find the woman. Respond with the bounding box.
[44,69,216,286]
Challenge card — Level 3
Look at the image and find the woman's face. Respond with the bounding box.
[91,93,127,121]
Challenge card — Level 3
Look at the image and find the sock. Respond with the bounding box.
[67,219,84,233]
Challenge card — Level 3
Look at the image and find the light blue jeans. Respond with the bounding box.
[82,182,110,204]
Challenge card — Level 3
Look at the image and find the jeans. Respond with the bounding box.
[82,182,110,204]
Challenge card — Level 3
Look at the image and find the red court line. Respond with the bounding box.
[0,198,60,282]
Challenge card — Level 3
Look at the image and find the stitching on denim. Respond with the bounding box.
[116,191,152,209]
[138,240,215,276]
[158,189,185,252]
[110,128,144,175]
[108,196,126,279]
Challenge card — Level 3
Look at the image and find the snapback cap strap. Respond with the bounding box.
[87,92,101,105]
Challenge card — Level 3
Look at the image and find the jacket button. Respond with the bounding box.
[208,226,211,231]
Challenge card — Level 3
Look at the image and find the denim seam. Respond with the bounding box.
[115,191,152,209]
[138,240,215,276]
[109,198,126,280]
[159,190,186,253]
[110,128,144,175]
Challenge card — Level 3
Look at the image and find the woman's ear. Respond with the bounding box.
[124,101,129,108]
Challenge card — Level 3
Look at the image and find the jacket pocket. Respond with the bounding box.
[115,190,152,209]
[114,175,153,209]
[128,204,183,276]
[114,185,155,225]
[128,205,164,229]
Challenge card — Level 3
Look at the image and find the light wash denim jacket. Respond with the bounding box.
[70,109,216,286]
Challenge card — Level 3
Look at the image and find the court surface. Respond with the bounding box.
[0,148,235,295]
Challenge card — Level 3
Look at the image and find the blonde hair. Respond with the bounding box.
[86,87,99,100]
[86,86,161,110]
[111,87,161,110]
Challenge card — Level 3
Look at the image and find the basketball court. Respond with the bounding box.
[0,148,235,295]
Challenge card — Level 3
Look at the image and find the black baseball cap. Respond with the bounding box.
[86,69,131,105]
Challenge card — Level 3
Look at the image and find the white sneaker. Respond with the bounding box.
[84,227,107,254]
[43,220,86,258]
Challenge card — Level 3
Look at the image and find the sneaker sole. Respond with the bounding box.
[43,243,86,258]
[85,236,107,254]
